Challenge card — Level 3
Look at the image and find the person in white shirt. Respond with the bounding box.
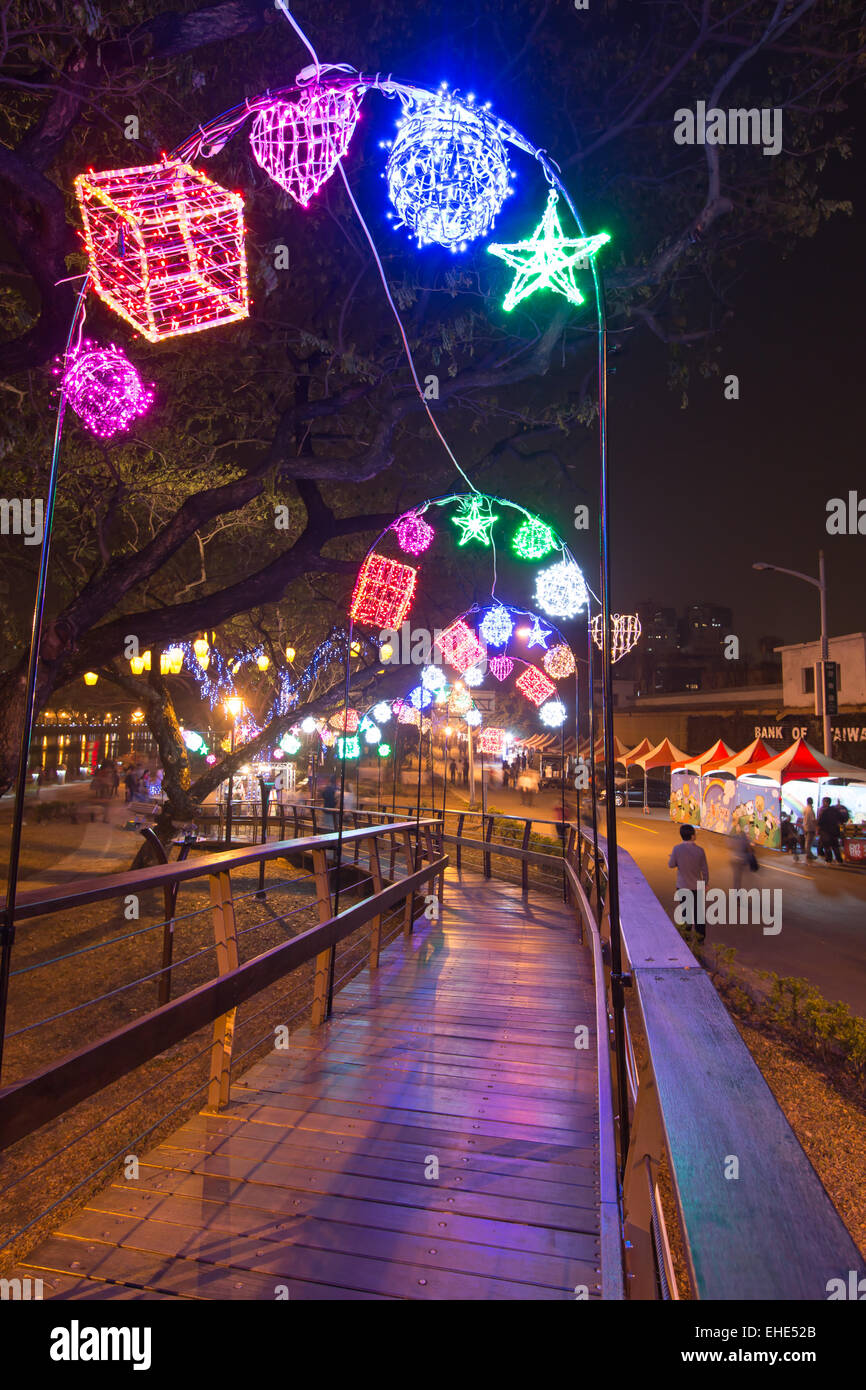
[668,823,710,941]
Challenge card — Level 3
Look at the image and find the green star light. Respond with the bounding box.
[487,191,610,313]
[451,495,499,546]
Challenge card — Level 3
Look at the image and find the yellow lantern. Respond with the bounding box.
[83,672,98,686]
[168,647,184,674]
[129,655,145,676]
[193,637,210,669]
[225,696,244,720]
[285,646,296,663]
[131,709,145,724]
[379,641,393,662]
[256,654,270,671]
[159,651,171,675]
[350,640,361,656]
[142,650,151,671]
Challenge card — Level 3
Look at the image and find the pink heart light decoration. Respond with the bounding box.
[250,86,362,206]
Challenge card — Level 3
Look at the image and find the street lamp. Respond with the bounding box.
[753,550,830,755]
[223,696,245,844]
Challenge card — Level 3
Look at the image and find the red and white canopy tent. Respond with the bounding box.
[708,736,778,779]
[632,736,691,810]
[672,738,733,774]
[743,738,866,786]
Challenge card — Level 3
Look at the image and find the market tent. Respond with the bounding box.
[747,738,866,785]
[709,736,778,778]
[633,737,690,810]
[672,738,733,774]
[621,737,652,766]
[634,737,690,771]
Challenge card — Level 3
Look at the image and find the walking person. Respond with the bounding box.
[802,797,817,861]
[321,775,338,833]
[461,755,469,787]
[668,824,710,942]
[817,796,843,864]
[730,829,757,890]
[449,758,457,785]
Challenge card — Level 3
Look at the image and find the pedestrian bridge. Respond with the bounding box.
[0,811,860,1299]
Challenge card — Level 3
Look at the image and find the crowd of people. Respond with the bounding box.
[779,795,850,864]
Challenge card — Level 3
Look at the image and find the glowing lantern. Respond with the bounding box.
[539,699,567,729]
[393,510,434,555]
[409,686,433,710]
[193,637,210,669]
[280,733,302,755]
[364,724,381,744]
[465,707,482,727]
[488,655,513,682]
[421,665,447,692]
[75,159,248,342]
[477,727,506,755]
[435,619,485,674]
[256,653,270,671]
[59,341,152,439]
[543,644,576,680]
[285,646,296,663]
[349,553,418,629]
[83,671,98,686]
[329,709,359,734]
[249,86,362,206]
[463,664,484,688]
[386,91,511,251]
[512,516,556,561]
[378,743,391,758]
[535,559,588,620]
[372,702,392,724]
[516,664,556,707]
[479,605,513,648]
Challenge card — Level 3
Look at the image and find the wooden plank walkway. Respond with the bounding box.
[17,867,602,1300]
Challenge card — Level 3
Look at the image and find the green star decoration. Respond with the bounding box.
[451,495,499,546]
[487,192,610,312]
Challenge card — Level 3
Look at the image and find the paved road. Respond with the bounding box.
[611,809,866,1018]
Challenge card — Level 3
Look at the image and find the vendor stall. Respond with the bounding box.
[699,737,777,836]
[670,738,732,824]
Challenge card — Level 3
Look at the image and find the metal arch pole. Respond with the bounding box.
[0,282,88,1081]
[544,166,630,1172]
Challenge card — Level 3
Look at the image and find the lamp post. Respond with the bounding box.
[223,696,244,844]
[753,551,830,755]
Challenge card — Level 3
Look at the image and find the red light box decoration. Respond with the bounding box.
[516,664,556,707]
[75,160,249,342]
[328,708,359,733]
[435,619,486,674]
[250,86,362,206]
[477,726,506,755]
[349,553,417,629]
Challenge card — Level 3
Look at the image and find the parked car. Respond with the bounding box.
[598,777,669,809]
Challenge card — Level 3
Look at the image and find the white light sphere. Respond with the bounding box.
[386,93,511,251]
[479,605,513,648]
[364,724,381,744]
[463,664,485,687]
[421,664,447,691]
[465,708,482,726]
[372,701,392,724]
[301,716,317,734]
[535,559,588,619]
[539,699,567,728]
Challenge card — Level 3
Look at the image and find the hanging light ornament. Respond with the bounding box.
[75,160,248,342]
[477,727,506,755]
[193,637,210,669]
[465,707,482,727]
[349,552,418,629]
[329,708,359,733]
[543,644,576,680]
[378,743,391,758]
[539,699,567,729]
[280,732,302,755]
[301,716,318,734]
[463,664,485,688]
[590,612,643,663]
[397,703,421,726]
[385,90,511,252]
[488,654,513,682]
[436,619,486,674]
[249,85,362,206]
[451,495,498,547]
[535,559,588,620]
[364,724,381,744]
[393,510,435,556]
[58,341,153,439]
[421,664,447,692]
[526,616,552,650]
[409,685,433,710]
[448,686,472,716]
[516,664,557,707]
[337,734,361,759]
[487,189,610,312]
[512,516,557,562]
[372,701,392,725]
[479,605,513,648]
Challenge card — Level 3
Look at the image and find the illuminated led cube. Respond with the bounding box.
[75,159,249,342]
[477,727,506,755]
[516,664,556,706]
[349,553,417,629]
[435,619,485,674]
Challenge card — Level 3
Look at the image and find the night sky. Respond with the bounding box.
[610,115,865,655]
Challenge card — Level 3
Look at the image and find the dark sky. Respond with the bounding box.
[609,152,865,655]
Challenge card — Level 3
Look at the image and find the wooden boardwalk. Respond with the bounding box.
[17,867,601,1300]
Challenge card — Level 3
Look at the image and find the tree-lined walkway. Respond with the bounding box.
[13,867,601,1299]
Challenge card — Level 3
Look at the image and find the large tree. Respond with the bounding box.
[0,0,861,807]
